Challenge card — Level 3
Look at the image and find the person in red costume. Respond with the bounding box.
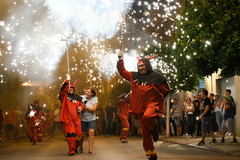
[59,75,85,156]
[25,103,40,145]
[117,53,169,160]
[118,92,131,143]
[32,100,44,142]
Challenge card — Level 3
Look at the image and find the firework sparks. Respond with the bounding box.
[0,0,182,90]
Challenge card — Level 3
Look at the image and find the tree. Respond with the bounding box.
[145,0,240,91]
[145,43,202,92]
[173,0,240,77]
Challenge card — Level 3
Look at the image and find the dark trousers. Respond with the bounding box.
[187,114,195,136]
[106,118,113,134]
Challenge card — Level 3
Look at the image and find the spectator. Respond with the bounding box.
[105,102,116,135]
[224,89,236,116]
[193,100,201,136]
[95,107,105,135]
[184,98,195,137]
[214,95,223,134]
[170,98,183,136]
[209,93,218,133]
[220,96,238,143]
[197,89,217,145]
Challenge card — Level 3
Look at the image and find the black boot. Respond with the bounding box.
[209,139,217,144]
[148,155,157,160]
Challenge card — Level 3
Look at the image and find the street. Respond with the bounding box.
[0,136,239,160]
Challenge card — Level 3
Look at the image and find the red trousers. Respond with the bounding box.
[138,107,158,157]
[27,127,38,143]
[119,99,130,139]
[119,114,129,139]
[37,122,44,141]
[62,121,83,155]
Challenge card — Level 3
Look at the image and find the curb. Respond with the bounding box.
[160,139,240,158]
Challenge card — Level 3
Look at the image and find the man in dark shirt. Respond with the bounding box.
[225,89,236,115]
[209,93,218,132]
[198,89,217,145]
[220,96,238,143]
[105,102,116,135]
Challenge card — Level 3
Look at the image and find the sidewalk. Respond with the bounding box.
[159,135,240,157]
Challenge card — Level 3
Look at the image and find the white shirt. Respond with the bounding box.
[81,95,98,122]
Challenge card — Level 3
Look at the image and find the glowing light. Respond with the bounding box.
[21,82,34,86]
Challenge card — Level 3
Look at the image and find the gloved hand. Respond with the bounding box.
[66,74,71,81]
[77,106,82,112]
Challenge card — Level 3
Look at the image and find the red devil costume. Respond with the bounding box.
[117,56,169,160]
[32,101,44,142]
[118,93,131,143]
[25,104,41,145]
[59,80,84,156]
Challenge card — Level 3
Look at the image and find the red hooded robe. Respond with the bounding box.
[117,58,169,157]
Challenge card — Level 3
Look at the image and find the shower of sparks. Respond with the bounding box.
[0,0,183,91]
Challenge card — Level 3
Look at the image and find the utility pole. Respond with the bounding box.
[166,94,170,138]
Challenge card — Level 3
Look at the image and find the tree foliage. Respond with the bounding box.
[145,0,240,91]
[174,0,240,77]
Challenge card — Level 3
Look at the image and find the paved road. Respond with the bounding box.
[0,136,239,160]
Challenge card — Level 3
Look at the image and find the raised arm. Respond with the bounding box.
[59,80,69,103]
[117,59,131,81]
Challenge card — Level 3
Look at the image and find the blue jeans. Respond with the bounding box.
[81,120,96,133]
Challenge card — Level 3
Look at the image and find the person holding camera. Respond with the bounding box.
[79,87,98,154]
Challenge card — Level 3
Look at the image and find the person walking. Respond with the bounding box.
[25,103,41,145]
[117,53,169,160]
[59,77,84,156]
[79,87,98,154]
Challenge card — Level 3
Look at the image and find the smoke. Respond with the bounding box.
[2,0,134,84]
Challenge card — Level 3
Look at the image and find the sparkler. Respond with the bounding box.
[0,0,183,91]
[61,35,71,87]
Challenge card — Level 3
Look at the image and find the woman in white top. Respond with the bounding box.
[79,87,98,154]
[184,97,195,137]
[214,95,222,133]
